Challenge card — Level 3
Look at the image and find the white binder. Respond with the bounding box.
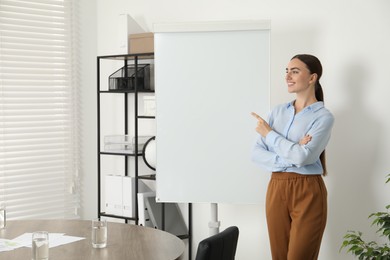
[122,176,151,217]
[105,175,123,215]
[137,191,155,227]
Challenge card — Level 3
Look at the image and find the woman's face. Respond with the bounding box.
[285,58,316,94]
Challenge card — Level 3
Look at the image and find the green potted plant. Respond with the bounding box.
[340,174,390,259]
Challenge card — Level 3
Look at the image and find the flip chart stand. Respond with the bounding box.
[209,203,220,235]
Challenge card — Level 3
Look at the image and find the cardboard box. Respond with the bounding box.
[129,32,154,54]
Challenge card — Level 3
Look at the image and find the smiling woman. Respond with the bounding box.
[251,54,334,260]
[0,0,80,220]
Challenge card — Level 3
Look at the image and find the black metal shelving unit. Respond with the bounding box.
[97,53,192,258]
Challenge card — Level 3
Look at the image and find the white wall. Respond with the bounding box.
[79,0,98,219]
[79,0,390,259]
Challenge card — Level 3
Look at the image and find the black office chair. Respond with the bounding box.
[195,226,239,260]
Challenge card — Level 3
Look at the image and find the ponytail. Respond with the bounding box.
[293,54,328,176]
[315,81,324,102]
[315,81,327,175]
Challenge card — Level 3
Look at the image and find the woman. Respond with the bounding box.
[251,54,334,260]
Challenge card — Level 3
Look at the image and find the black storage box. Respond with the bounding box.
[109,64,153,91]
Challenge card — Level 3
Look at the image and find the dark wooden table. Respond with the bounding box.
[0,219,184,260]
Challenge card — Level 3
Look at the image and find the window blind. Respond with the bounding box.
[0,0,79,219]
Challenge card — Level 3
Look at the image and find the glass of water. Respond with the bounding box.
[32,231,49,260]
[0,206,5,229]
[92,218,107,248]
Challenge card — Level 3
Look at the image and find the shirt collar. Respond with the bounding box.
[286,100,324,112]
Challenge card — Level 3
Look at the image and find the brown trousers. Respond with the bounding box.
[266,172,327,260]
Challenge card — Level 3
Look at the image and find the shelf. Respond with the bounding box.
[138,115,155,119]
[99,212,137,221]
[99,151,141,156]
[98,53,154,61]
[177,234,191,240]
[99,89,155,94]
[97,53,191,258]
[138,174,156,180]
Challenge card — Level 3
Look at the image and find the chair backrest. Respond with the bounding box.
[195,226,239,260]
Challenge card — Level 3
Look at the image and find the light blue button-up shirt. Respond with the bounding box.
[251,101,334,175]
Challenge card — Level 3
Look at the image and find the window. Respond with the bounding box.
[0,0,79,219]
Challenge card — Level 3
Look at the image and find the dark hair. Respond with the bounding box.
[292,54,328,176]
[291,54,323,102]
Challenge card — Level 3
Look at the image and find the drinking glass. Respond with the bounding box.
[32,231,49,260]
[92,218,107,248]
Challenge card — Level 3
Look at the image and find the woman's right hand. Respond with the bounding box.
[251,112,272,137]
[299,134,312,145]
